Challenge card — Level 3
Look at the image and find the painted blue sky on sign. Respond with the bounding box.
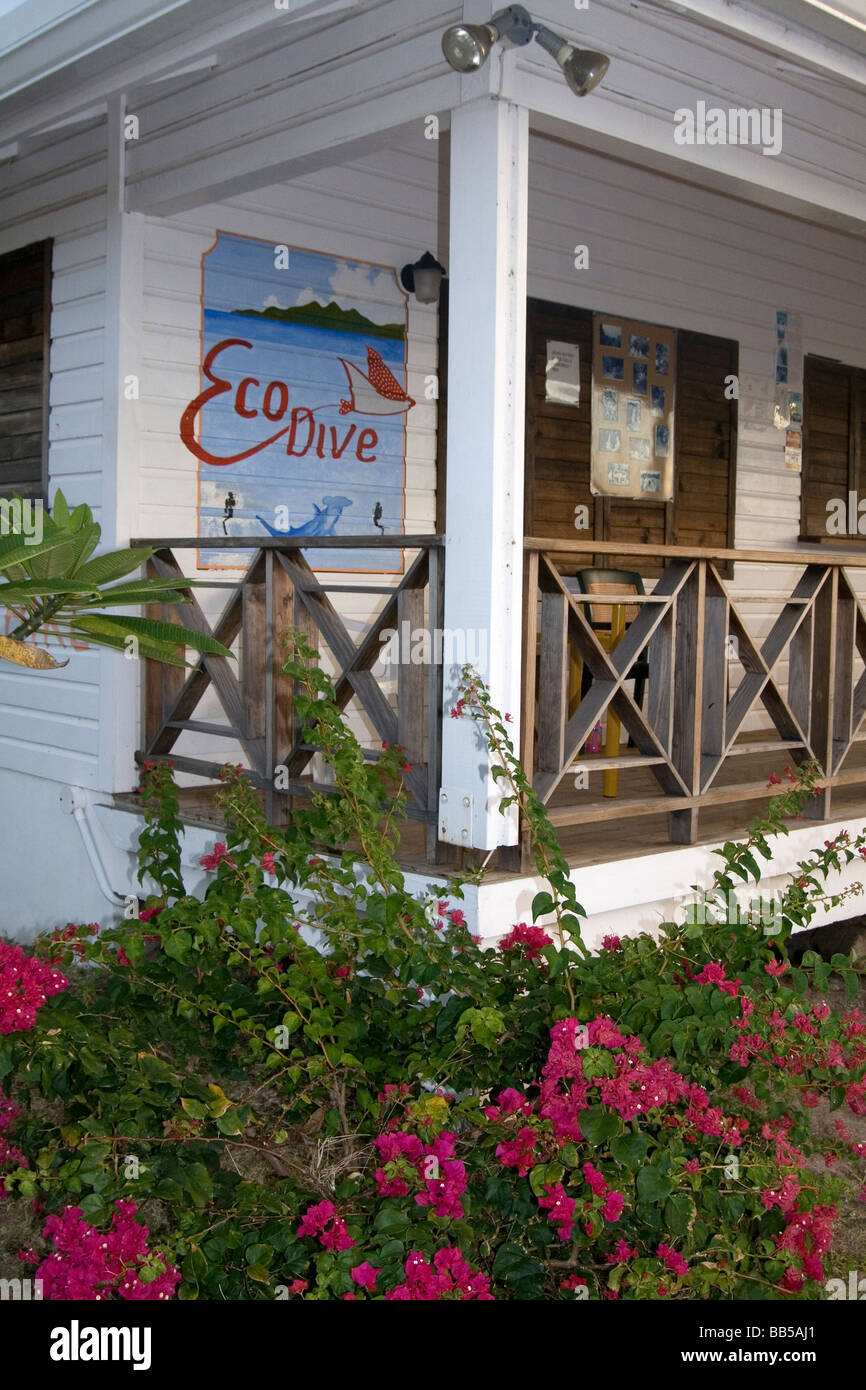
[186,233,412,570]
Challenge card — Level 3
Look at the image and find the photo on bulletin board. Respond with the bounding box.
[590,313,676,500]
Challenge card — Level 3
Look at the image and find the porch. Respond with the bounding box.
[124,532,866,910]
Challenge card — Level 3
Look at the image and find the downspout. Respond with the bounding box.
[59,786,128,909]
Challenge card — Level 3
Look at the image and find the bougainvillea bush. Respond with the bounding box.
[1,640,865,1300]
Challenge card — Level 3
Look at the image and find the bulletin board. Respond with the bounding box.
[590,314,676,501]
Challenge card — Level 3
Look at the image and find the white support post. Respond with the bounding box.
[438,97,528,852]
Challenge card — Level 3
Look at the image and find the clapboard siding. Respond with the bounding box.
[0,116,108,787]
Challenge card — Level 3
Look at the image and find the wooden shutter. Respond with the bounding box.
[674,329,738,553]
[524,299,594,541]
[0,240,51,501]
[800,355,864,542]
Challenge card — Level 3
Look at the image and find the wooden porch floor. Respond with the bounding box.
[115,735,866,883]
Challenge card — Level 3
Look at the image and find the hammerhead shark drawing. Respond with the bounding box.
[256,495,353,538]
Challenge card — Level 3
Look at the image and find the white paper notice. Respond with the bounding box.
[546,339,580,406]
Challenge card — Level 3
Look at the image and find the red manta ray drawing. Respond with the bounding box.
[338,346,415,416]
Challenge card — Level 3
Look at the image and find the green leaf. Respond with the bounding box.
[73,613,233,657]
[163,930,192,965]
[215,1108,245,1135]
[491,1241,545,1288]
[529,1162,565,1197]
[180,1097,209,1119]
[531,891,555,921]
[579,1104,621,1145]
[636,1165,673,1204]
[82,580,188,606]
[373,1206,410,1234]
[245,1244,273,1268]
[610,1132,648,1170]
[0,578,100,601]
[73,548,155,585]
[0,531,73,572]
[665,1192,696,1237]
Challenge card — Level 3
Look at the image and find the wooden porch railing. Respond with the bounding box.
[521,538,866,852]
[132,535,445,861]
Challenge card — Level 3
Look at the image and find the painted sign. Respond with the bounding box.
[180,232,413,569]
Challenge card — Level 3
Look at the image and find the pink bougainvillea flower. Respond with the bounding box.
[199,841,235,872]
[29,1202,179,1300]
[601,1192,624,1223]
[601,935,622,951]
[498,923,553,961]
[261,852,276,875]
[538,1183,576,1242]
[137,905,165,923]
[297,1199,354,1251]
[495,1126,538,1176]
[351,1262,382,1290]
[765,959,789,976]
[384,1249,493,1301]
[583,1162,608,1196]
[846,1081,866,1117]
[657,1243,689,1278]
[449,909,466,927]
[0,942,68,1035]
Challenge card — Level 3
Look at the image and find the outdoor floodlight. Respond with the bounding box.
[533,24,610,97]
[441,6,610,97]
[441,5,534,72]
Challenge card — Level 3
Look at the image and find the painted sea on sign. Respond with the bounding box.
[180,232,413,570]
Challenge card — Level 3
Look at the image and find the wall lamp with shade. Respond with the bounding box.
[441,4,610,97]
[400,251,447,304]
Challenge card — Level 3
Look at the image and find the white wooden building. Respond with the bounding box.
[2,0,866,944]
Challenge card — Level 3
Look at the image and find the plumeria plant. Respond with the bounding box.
[0,641,864,1299]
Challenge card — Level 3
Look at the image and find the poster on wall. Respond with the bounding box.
[179,231,413,571]
[590,314,676,501]
[545,339,580,405]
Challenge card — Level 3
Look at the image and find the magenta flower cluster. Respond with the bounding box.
[373,1129,467,1219]
[22,1201,180,1300]
[0,941,68,1035]
[296,1199,355,1251]
[383,1248,493,1300]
